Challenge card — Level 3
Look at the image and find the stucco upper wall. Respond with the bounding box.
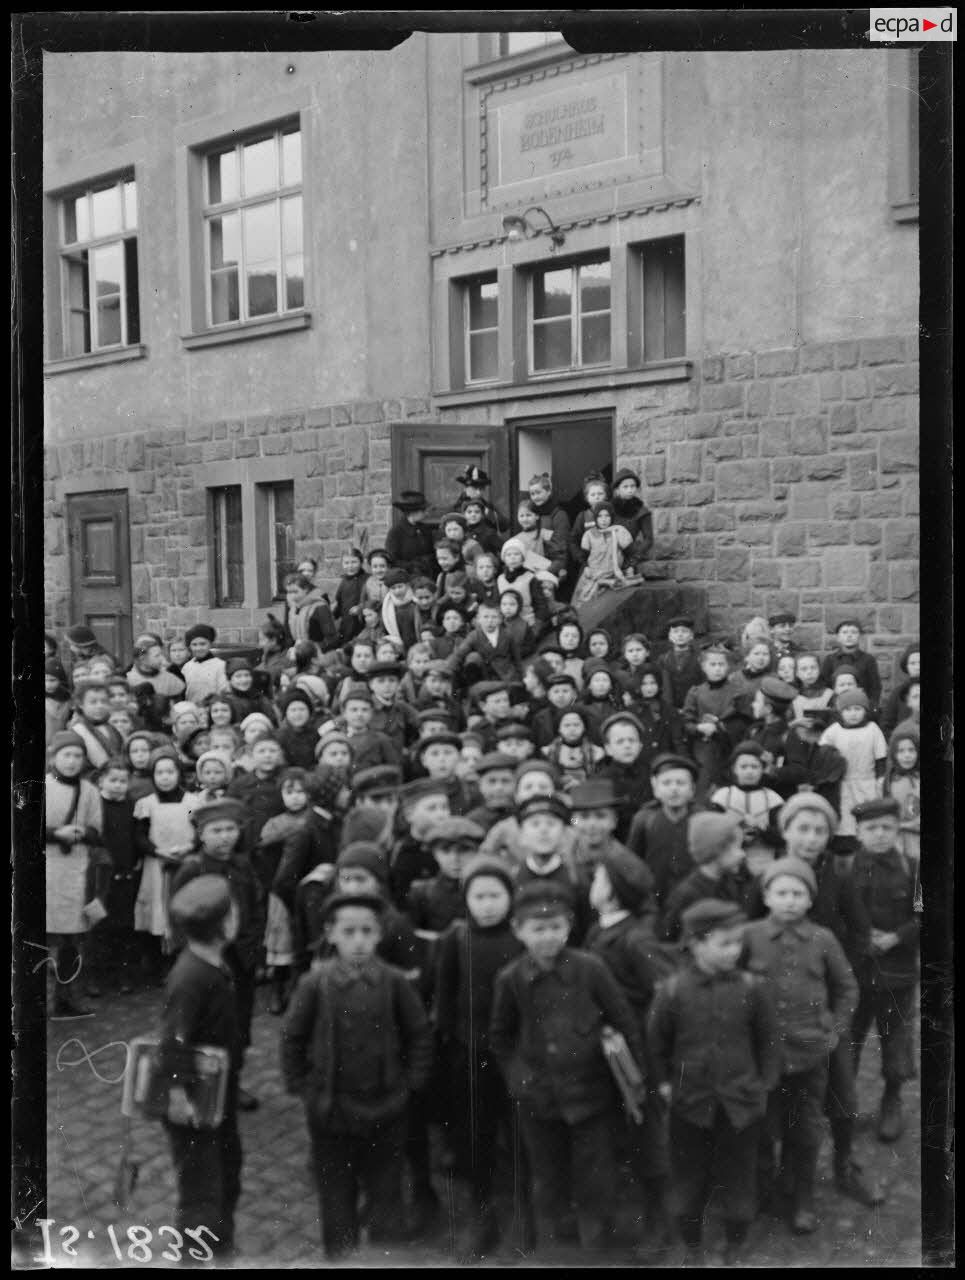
[43,47,431,440]
[700,50,918,350]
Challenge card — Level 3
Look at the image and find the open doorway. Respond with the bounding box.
[512,412,615,524]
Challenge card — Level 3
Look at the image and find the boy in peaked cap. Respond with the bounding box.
[585,842,675,1253]
[627,754,704,911]
[390,776,453,907]
[158,874,243,1257]
[568,777,634,882]
[513,793,592,943]
[658,616,703,710]
[464,752,517,833]
[281,885,433,1259]
[741,858,857,1235]
[404,816,484,936]
[648,899,780,1266]
[490,878,645,1253]
[774,792,882,1207]
[850,797,920,1143]
[171,798,265,1112]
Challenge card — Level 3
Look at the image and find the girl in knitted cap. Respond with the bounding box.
[497,538,551,631]
[818,690,888,835]
[132,747,204,982]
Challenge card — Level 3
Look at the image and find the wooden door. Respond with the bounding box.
[66,491,133,663]
[390,422,511,528]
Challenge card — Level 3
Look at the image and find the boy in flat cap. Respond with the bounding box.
[181,624,229,706]
[513,793,591,943]
[490,880,644,1253]
[159,875,244,1257]
[404,817,483,936]
[682,641,742,796]
[390,777,452,907]
[741,857,858,1234]
[649,900,780,1266]
[768,613,800,662]
[820,620,882,714]
[327,684,402,772]
[367,662,420,756]
[281,889,433,1259]
[172,799,265,1111]
[850,797,920,1142]
[594,712,656,839]
[628,754,705,911]
[465,752,517,833]
[774,794,882,1206]
[435,856,524,1258]
[585,845,674,1252]
[660,813,753,944]
[658,617,703,711]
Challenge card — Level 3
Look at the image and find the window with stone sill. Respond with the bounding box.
[209,486,245,607]
[202,123,304,327]
[58,175,140,356]
[464,275,500,383]
[529,256,612,374]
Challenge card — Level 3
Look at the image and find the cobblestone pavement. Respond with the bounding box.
[18,981,921,1269]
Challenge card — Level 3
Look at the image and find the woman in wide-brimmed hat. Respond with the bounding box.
[453,464,509,536]
[385,490,436,577]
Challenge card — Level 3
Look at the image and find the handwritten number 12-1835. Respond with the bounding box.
[34,1219,217,1264]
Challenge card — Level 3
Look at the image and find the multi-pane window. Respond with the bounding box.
[210,486,245,606]
[264,481,296,598]
[465,277,499,382]
[203,124,304,326]
[60,176,139,354]
[530,257,611,373]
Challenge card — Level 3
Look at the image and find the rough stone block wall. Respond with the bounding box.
[615,336,919,682]
[44,397,437,644]
[44,336,918,682]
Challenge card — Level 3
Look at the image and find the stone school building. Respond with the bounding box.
[43,39,920,674]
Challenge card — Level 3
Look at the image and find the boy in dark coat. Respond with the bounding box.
[585,845,675,1253]
[490,879,644,1253]
[819,619,883,713]
[628,754,704,911]
[593,712,657,840]
[171,799,266,1112]
[281,890,434,1259]
[774,793,882,1207]
[657,617,704,710]
[681,642,741,797]
[446,600,524,685]
[434,855,524,1258]
[660,812,754,943]
[158,875,244,1258]
[850,797,920,1143]
[648,900,781,1266]
[741,857,858,1235]
[90,758,141,995]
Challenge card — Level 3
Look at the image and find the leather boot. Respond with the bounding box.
[831,1118,885,1205]
[877,1084,903,1143]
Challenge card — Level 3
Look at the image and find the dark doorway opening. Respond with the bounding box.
[511,412,615,523]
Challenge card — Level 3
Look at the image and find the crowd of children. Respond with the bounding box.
[42,467,922,1264]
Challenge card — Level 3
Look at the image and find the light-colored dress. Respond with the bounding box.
[819,720,888,835]
[180,656,229,705]
[45,774,103,935]
[573,525,632,605]
[133,791,205,937]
